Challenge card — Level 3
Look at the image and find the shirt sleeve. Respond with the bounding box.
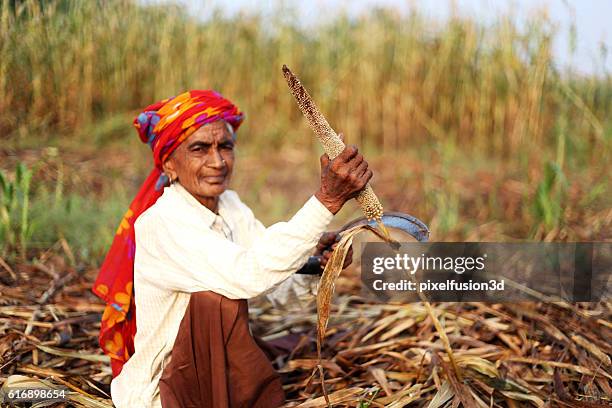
[134,195,333,299]
[239,197,323,308]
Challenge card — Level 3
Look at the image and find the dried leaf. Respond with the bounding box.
[499,391,544,407]
[426,381,454,408]
[35,344,110,363]
[368,367,391,396]
[296,387,364,408]
[571,334,611,366]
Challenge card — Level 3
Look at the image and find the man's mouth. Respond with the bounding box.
[202,175,226,184]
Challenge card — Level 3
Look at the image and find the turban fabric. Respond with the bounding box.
[92,90,244,377]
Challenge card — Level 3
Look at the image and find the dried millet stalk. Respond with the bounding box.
[282,65,385,223]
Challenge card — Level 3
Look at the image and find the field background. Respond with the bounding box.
[1,0,610,264]
[0,0,610,406]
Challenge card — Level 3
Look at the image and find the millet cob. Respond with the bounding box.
[282,65,390,238]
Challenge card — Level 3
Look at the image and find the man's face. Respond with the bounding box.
[163,120,235,200]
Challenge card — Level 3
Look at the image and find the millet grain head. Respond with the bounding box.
[282,65,384,222]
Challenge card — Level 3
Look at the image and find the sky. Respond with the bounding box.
[146,0,611,75]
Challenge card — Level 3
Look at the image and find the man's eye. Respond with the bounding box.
[221,144,234,150]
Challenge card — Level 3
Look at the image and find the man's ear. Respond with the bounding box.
[162,158,176,181]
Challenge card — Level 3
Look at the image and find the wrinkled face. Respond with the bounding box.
[162,120,235,200]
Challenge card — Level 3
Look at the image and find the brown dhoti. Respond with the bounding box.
[158,291,285,408]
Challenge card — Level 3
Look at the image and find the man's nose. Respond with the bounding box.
[208,147,225,168]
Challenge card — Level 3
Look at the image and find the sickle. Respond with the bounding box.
[297,212,430,275]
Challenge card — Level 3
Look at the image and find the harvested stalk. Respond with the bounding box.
[282,65,391,240]
[315,224,394,407]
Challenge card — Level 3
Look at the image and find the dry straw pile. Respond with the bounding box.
[1,245,610,407]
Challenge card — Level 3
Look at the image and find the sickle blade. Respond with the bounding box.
[340,212,430,242]
[298,213,429,274]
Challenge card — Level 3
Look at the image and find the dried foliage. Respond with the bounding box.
[1,246,611,407]
[260,293,612,407]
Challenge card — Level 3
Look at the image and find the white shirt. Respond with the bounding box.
[110,183,333,408]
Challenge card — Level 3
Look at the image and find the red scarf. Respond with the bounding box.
[92,90,244,377]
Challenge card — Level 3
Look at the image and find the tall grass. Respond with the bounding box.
[1,0,610,256]
[2,1,609,157]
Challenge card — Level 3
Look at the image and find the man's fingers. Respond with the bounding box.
[342,246,354,269]
[361,169,373,186]
[326,231,340,243]
[317,232,338,251]
[318,242,353,270]
[337,144,358,163]
[354,160,368,178]
[338,132,345,143]
[320,241,339,254]
[322,250,332,261]
[349,153,364,169]
[320,153,330,168]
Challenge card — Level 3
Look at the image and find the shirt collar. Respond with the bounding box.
[168,182,229,229]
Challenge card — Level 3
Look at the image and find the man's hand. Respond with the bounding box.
[315,137,373,215]
[316,231,353,270]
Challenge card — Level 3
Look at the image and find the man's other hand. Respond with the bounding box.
[316,231,353,270]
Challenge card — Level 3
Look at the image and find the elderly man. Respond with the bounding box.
[92,90,371,407]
